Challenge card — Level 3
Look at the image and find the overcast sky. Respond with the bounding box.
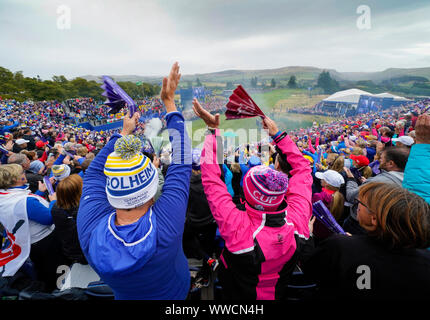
[1,0,429,79]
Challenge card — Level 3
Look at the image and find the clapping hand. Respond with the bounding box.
[415,114,430,144]
[262,117,279,137]
[160,62,181,113]
[192,98,220,129]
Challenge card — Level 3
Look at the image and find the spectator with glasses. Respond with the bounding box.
[302,182,430,300]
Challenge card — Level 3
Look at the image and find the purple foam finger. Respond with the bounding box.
[312,205,335,233]
[65,151,74,159]
[312,200,346,234]
[101,76,137,117]
[313,201,340,232]
[43,176,55,195]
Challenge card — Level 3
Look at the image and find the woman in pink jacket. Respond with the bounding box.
[192,99,313,300]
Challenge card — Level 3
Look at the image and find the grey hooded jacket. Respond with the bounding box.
[345,170,404,220]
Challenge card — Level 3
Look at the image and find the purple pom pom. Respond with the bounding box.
[265,169,289,192]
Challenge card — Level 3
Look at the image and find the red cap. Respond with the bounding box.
[36,141,48,148]
[350,155,370,167]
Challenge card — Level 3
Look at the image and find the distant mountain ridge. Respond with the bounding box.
[79,66,430,84]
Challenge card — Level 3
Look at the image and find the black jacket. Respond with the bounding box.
[25,170,43,193]
[51,204,87,265]
[302,234,430,300]
[22,134,36,151]
[186,173,214,227]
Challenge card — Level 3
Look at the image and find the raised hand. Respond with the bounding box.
[192,98,220,129]
[415,114,430,144]
[160,62,181,112]
[121,111,140,136]
[262,117,279,137]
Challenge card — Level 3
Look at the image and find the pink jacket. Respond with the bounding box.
[201,130,313,300]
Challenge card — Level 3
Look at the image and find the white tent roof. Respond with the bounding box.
[323,88,412,104]
[373,92,411,101]
[323,88,372,104]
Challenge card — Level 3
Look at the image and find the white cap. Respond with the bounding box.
[349,135,357,141]
[15,138,30,145]
[392,135,414,146]
[315,170,345,188]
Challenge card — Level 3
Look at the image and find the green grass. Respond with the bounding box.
[250,88,307,111]
[185,113,334,147]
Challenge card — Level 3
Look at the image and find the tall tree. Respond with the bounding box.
[251,76,258,88]
[271,78,276,88]
[287,75,297,88]
[317,71,339,94]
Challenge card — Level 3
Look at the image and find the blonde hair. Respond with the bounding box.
[326,153,338,166]
[0,164,23,189]
[356,138,366,149]
[361,166,373,179]
[352,147,364,156]
[230,163,241,174]
[330,155,345,173]
[77,146,88,157]
[324,184,345,221]
[86,152,95,161]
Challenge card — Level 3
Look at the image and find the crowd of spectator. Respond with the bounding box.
[0,63,429,301]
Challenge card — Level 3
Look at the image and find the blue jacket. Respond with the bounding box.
[0,120,19,135]
[403,144,430,204]
[223,164,234,197]
[77,112,192,300]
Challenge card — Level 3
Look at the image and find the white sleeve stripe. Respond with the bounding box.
[231,246,254,254]
[231,214,267,255]
[285,209,309,240]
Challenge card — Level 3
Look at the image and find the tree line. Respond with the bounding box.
[225,71,430,96]
[0,66,160,102]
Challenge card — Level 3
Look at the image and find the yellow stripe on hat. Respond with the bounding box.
[104,166,147,177]
[106,153,142,161]
[105,155,144,168]
[104,157,150,177]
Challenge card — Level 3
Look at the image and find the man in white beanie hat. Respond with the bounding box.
[77,62,192,300]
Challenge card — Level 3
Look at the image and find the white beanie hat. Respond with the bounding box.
[104,135,159,209]
[52,164,71,181]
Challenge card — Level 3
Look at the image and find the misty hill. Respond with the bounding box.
[79,66,430,85]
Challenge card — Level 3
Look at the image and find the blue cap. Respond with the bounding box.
[249,155,261,167]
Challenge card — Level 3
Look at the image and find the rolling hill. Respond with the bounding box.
[79,66,430,85]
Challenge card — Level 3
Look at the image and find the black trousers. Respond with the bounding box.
[183,221,218,261]
[30,230,67,292]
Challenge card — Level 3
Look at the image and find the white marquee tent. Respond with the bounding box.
[322,88,373,104]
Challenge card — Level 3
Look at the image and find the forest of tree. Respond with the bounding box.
[0,66,160,102]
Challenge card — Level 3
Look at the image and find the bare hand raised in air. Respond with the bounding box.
[160,62,181,112]
[415,114,430,144]
[262,117,279,137]
[192,98,220,129]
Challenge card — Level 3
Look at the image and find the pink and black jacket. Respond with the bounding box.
[201,130,313,300]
